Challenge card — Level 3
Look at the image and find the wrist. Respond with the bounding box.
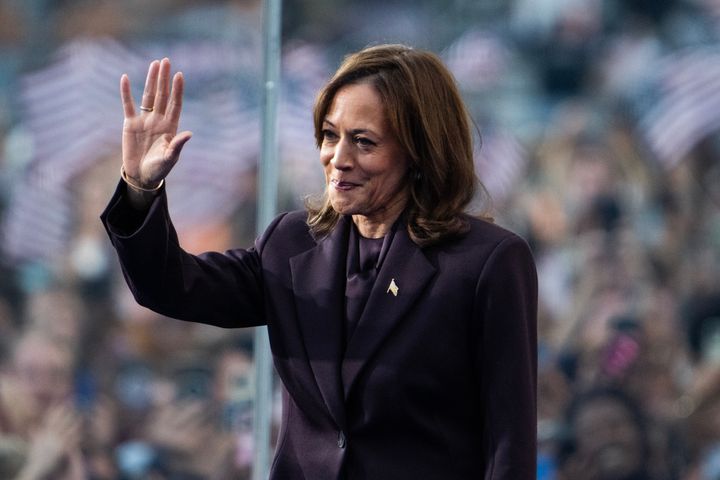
[120,166,163,211]
[120,165,164,192]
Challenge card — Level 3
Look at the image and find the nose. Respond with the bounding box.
[330,138,353,170]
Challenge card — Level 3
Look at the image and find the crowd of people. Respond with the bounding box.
[0,0,720,478]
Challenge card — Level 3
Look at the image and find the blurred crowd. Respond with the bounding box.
[1,0,720,479]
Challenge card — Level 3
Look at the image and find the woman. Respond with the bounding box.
[556,387,654,480]
[101,44,538,479]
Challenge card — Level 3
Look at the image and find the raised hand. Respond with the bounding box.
[120,58,192,190]
[17,404,84,480]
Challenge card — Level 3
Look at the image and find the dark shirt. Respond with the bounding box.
[344,223,394,343]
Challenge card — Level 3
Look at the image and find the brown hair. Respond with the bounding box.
[307,44,484,246]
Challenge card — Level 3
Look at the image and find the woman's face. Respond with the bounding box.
[573,396,645,478]
[320,82,410,234]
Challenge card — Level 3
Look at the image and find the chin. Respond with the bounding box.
[331,205,356,216]
[329,198,357,216]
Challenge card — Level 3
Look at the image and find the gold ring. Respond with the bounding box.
[139,106,154,112]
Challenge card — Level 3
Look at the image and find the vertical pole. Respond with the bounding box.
[253,0,282,479]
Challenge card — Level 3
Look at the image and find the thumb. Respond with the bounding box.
[166,130,193,161]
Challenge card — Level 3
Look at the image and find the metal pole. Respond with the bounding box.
[253,0,282,478]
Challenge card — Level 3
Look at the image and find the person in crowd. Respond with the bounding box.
[556,387,653,480]
[113,339,255,480]
[3,329,76,433]
[101,44,538,479]
[0,329,86,479]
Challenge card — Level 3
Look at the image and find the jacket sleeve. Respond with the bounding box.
[474,234,538,479]
[100,180,284,328]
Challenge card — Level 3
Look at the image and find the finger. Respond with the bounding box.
[155,57,171,115]
[120,74,136,118]
[166,71,185,126]
[166,131,192,162]
[140,59,160,113]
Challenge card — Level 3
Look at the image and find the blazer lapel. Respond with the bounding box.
[289,216,349,428]
[342,225,436,398]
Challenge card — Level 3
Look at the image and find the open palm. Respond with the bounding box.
[120,58,192,188]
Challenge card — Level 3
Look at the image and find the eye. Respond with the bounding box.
[354,136,376,148]
[321,129,338,142]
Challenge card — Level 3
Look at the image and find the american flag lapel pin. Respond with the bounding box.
[387,278,399,296]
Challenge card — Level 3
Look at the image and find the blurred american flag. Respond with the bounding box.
[443,29,529,204]
[637,46,720,169]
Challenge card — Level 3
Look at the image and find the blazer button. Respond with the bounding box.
[337,430,347,449]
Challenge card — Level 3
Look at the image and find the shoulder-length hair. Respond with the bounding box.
[306,44,486,247]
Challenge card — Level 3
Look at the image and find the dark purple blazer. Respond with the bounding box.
[101,182,538,480]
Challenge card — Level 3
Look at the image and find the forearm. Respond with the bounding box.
[101,181,266,327]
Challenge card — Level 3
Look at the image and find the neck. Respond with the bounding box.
[352,216,393,238]
[352,201,406,238]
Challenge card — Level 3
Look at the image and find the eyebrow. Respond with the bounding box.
[322,120,377,136]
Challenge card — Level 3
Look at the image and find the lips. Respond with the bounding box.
[331,179,360,190]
